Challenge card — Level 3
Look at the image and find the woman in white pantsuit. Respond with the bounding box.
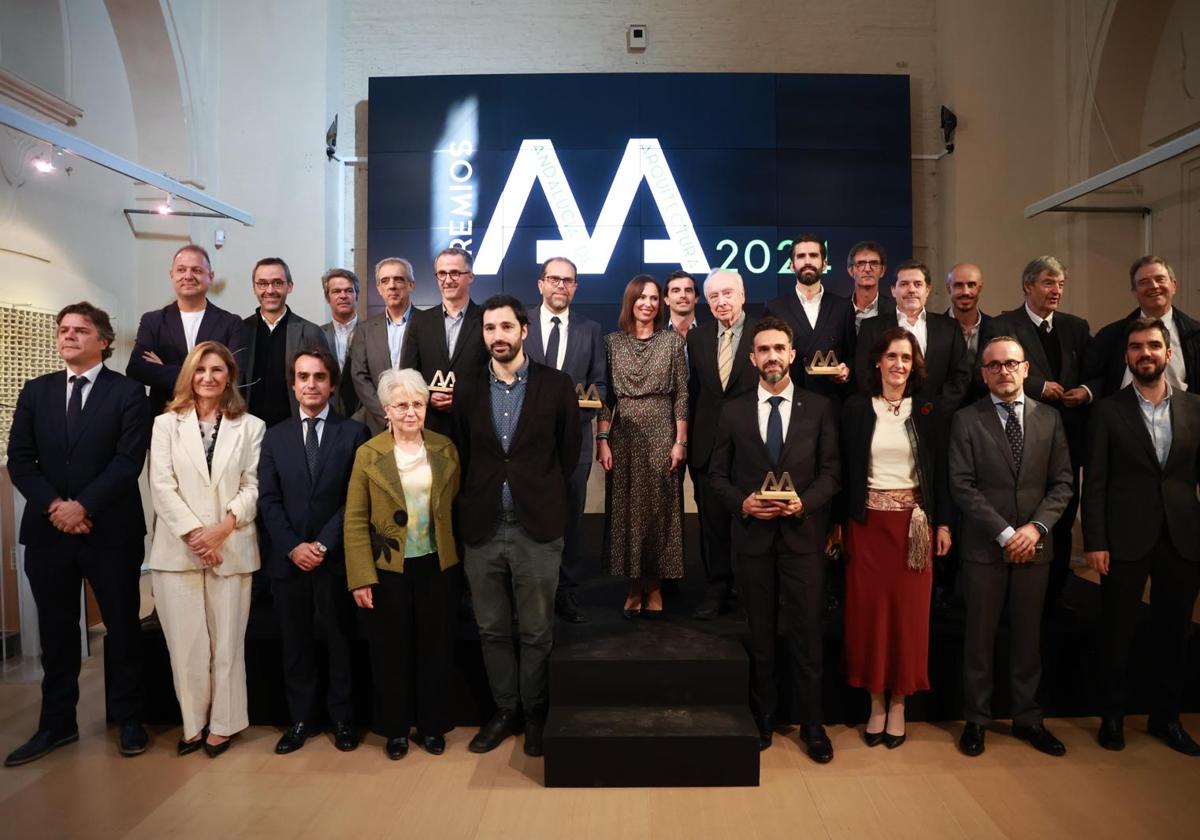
[148,340,264,757]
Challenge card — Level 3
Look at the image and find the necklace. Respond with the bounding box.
[880,395,904,416]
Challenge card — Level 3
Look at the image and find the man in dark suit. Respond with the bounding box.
[524,257,606,623]
[687,269,759,619]
[239,257,330,428]
[856,259,970,412]
[1084,255,1200,399]
[846,240,896,333]
[949,336,1074,758]
[708,316,840,763]
[400,247,488,438]
[5,303,152,766]
[349,257,416,434]
[1083,317,1200,756]
[453,295,581,758]
[258,345,370,755]
[319,268,361,420]
[979,256,1091,612]
[127,244,244,414]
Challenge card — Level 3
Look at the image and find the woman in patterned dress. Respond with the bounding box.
[596,275,689,618]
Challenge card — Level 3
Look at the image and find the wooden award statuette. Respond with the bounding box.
[755,471,799,501]
[576,383,602,409]
[429,370,456,394]
[805,349,841,376]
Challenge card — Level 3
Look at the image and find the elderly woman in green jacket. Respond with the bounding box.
[344,368,461,760]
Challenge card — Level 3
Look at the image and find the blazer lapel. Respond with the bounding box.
[363,444,408,511]
[729,322,755,388]
[1161,392,1191,474]
[209,414,244,484]
[786,294,815,349]
[48,371,69,448]
[166,304,189,354]
[980,399,1018,476]
[370,316,393,373]
[310,414,341,489]
[446,302,477,368]
[178,410,211,483]
[526,308,546,365]
[1114,388,1161,469]
[1012,309,1052,378]
[777,393,807,464]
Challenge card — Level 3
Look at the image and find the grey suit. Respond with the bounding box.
[948,394,1074,726]
[321,320,362,420]
[347,312,398,434]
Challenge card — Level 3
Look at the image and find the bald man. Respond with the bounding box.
[946,263,991,369]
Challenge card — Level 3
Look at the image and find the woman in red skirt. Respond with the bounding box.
[839,327,951,748]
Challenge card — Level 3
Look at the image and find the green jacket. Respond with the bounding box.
[343,429,460,590]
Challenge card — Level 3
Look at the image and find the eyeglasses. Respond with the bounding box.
[852,260,883,270]
[435,270,470,281]
[541,274,577,288]
[387,400,426,413]
[982,360,1026,373]
[253,279,290,290]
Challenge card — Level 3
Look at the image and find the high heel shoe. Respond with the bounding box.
[863,729,884,747]
[883,732,906,749]
[622,607,641,619]
[640,607,663,620]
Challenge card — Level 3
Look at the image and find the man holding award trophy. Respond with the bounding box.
[708,316,841,763]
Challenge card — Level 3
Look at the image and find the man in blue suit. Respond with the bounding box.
[258,344,370,754]
[524,257,606,623]
[127,244,244,414]
[6,303,152,766]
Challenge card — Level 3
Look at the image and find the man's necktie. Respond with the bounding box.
[305,416,321,477]
[545,316,562,370]
[718,328,733,390]
[766,396,784,465]
[1001,401,1023,468]
[66,375,85,441]
[1040,320,1051,335]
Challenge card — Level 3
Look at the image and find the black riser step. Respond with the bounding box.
[543,705,760,787]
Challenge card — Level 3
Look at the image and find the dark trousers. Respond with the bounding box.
[961,560,1049,727]
[692,466,734,589]
[733,539,824,725]
[558,458,592,588]
[272,568,356,725]
[24,541,144,732]
[1100,533,1200,722]
[1046,485,1079,608]
[363,555,461,737]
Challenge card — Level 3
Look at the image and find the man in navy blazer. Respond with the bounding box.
[127,244,244,414]
[258,344,370,755]
[6,303,152,766]
[524,257,606,623]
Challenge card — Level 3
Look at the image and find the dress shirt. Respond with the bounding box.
[298,402,330,446]
[385,305,412,369]
[1120,308,1188,392]
[756,380,795,443]
[897,308,929,354]
[64,362,103,410]
[489,357,529,511]
[330,316,357,370]
[795,284,824,329]
[443,304,465,357]
[853,293,879,332]
[180,308,205,351]
[949,308,983,358]
[717,311,747,370]
[1023,303,1053,333]
[1133,382,1173,468]
[540,306,570,370]
[262,306,289,333]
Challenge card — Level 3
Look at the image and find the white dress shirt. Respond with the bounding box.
[898,308,929,354]
[262,306,289,333]
[299,402,331,446]
[65,362,103,409]
[540,306,570,370]
[756,380,795,442]
[330,317,357,370]
[795,283,824,329]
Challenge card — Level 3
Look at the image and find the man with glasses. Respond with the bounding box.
[524,257,606,623]
[949,336,1073,758]
[349,258,417,433]
[400,247,488,438]
[846,241,895,333]
[319,268,361,419]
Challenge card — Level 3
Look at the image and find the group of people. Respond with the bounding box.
[4,237,1197,774]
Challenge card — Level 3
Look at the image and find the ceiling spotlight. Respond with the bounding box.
[33,157,55,173]
[157,194,174,215]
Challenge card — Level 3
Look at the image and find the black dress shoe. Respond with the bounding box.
[691,584,730,620]
[416,732,445,755]
[332,722,359,752]
[469,708,524,754]
[385,736,409,760]
[622,607,641,620]
[4,728,79,767]
[1098,717,1125,751]
[863,729,884,747]
[959,722,986,757]
[524,718,545,757]
[1147,718,1200,756]
[800,724,834,764]
[1012,723,1066,757]
[203,736,234,758]
[883,732,906,749]
[555,590,587,623]
[275,722,316,755]
[177,727,207,757]
[118,720,149,756]
[756,714,775,751]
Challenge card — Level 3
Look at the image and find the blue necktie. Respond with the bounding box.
[766,396,784,465]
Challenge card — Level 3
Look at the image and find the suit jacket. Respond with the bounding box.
[1082,386,1200,564]
[526,305,607,465]
[686,315,760,471]
[321,320,362,420]
[237,308,330,418]
[147,409,265,575]
[400,301,489,436]
[763,290,857,399]
[839,393,951,528]
[258,411,370,579]
[856,310,970,412]
[452,362,582,546]
[127,301,245,414]
[1083,307,1200,399]
[347,311,397,435]
[948,395,1074,565]
[957,310,994,403]
[7,367,150,549]
[708,387,841,556]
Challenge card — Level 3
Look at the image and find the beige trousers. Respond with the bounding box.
[152,569,252,739]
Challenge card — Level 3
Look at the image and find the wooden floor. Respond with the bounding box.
[2,646,1198,840]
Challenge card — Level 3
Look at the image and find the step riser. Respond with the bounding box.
[544,737,760,787]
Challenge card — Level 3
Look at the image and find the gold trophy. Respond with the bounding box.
[429,370,456,393]
[576,383,602,409]
[756,471,799,501]
[805,349,841,376]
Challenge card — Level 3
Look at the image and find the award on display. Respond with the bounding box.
[429,370,456,393]
[805,350,841,376]
[576,383,602,409]
[756,471,799,501]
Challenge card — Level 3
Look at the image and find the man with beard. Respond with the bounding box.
[763,234,854,400]
[708,316,840,762]
[349,257,417,434]
[1083,318,1200,756]
[855,260,970,411]
[945,263,991,370]
[452,295,580,757]
[319,268,361,419]
[847,241,896,333]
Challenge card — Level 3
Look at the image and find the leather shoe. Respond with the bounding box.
[275,722,316,755]
[755,713,775,751]
[1012,723,1066,757]
[118,720,149,756]
[385,736,409,760]
[469,708,524,754]
[883,732,906,749]
[800,724,833,764]
[416,732,445,755]
[333,721,359,752]
[524,718,546,757]
[863,729,884,747]
[622,607,641,620]
[1147,718,1200,756]
[203,735,233,758]
[1098,717,1125,751]
[4,728,79,767]
[959,722,985,757]
[691,583,730,620]
[555,590,587,623]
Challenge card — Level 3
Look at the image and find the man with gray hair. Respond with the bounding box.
[349,257,416,434]
[320,268,361,418]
